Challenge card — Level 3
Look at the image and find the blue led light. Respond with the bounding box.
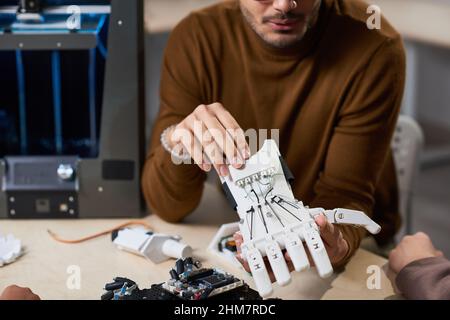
[15,50,28,155]
[52,50,63,154]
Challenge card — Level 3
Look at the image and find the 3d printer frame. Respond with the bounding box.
[0,0,146,219]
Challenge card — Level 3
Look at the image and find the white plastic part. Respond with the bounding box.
[323,208,381,235]
[0,233,23,267]
[113,228,192,264]
[245,246,273,298]
[220,139,382,297]
[302,223,333,278]
[161,239,192,260]
[265,239,291,286]
[283,232,309,272]
[207,222,242,268]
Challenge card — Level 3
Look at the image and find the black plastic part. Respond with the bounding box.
[186,268,214,282]
[175,259,184,274]
[169,269,179,280]
[6,191,78,219]
[181,290,194,299]
[113,277,135,286]
[101,290,114,301]
[279,156,295,183]
[104,282,125,291]
[102,160,135,181]
[111,229,119,241]
[184,257,194,267]
[199,287,214,300]
[222,182,237,211]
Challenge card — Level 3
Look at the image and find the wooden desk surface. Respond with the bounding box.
[145,0,450,48]
[0,182,396,300]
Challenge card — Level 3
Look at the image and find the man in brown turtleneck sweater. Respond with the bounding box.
[142,0,405,269]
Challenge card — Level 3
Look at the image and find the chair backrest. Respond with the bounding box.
[391,115,424,239]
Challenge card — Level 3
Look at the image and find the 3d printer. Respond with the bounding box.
[0,0,145,218]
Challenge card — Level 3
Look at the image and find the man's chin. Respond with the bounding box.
[262,34,305,49]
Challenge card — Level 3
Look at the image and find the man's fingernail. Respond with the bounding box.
[243,149,250,159]
[232,157,244,168]
[220,165,229,176]
[203,164,211,172]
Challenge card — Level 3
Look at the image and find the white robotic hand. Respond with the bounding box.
[221,140,381,297]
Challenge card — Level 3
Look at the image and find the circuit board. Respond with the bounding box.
[101,257,262,301]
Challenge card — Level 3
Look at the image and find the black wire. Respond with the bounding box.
[251,189,260,203]
[258,205,269,234]
[246,207,255,240]
[272,197,303,223]
[264,188,285,227]
[276,195,299,209]
[266,200,285,227]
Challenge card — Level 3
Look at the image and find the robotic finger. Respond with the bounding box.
[264,238,291,286]
[283,232,310,272]
[244,246,273,298]
[323,209,381,235]
[301,223,333,279]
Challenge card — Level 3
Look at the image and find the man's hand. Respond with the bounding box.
[167,103,250,176]
[0,285,40,300]
[233,214,349,282]
[389,232,444,274]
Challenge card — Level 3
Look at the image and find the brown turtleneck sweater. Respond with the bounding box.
[142,0,406,266]
[397,257,450,300]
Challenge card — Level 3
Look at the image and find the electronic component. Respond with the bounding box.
[220,139,382,297]
[208,222,243,268]
[101,257,262,300]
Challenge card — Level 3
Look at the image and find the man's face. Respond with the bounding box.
[240,0,322,49]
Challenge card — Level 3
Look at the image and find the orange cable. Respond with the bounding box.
[47,220,153,244]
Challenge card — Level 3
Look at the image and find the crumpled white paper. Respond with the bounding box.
[0,233,22,267]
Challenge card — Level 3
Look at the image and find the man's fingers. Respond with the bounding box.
[233,232,243,254]
[314,214,339,246]
[313,214,349,265]
[435,250,445,258]
[283,250,297,273]
[195,108,243,169]
[230,127,250,160]
[177,130,214,172]
[176,114,229,176]
[235,253,251,273]
[207,103,250,160]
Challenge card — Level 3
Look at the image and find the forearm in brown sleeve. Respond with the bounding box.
[141,14,208,222]
[309,38,406,268]
[142,143,205,223]
[396,257,450,300]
